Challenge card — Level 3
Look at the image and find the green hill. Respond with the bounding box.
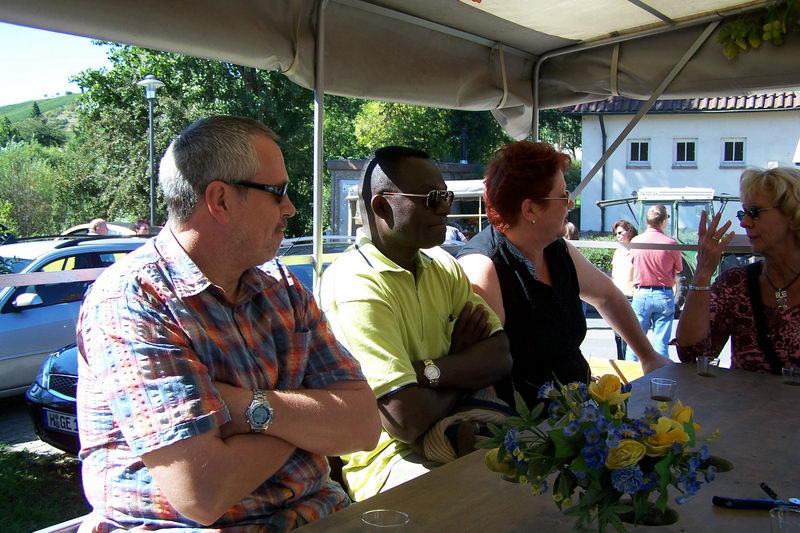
[0,93,80,123]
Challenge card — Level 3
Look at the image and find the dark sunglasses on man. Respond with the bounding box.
[736,205,781,222]
[380,189,455,209]
[234,180,288,202]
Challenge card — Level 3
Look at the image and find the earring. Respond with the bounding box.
[531,219,537,225]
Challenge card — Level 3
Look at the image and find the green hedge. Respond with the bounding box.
[577,233,615,274]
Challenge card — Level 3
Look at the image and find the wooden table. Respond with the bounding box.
[298,364,799,532]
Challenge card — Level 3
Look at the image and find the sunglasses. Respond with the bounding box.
[380,190,455,209]
[234,180,288,202]
[736,205,781,221]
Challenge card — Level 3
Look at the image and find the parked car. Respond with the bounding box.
[25,344,80,455]
[26,239,466,454]
[62,221,163,236]
[0,235,147,398]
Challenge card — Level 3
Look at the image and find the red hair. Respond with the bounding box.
[484,141,571,232]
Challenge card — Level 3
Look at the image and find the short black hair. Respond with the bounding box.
[360,146,431,203]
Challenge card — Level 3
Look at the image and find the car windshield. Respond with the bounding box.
[0,256,33,274]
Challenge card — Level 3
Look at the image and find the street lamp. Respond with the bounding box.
[136,74,165,225]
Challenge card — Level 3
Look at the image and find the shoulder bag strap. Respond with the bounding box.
[745,262,783,375]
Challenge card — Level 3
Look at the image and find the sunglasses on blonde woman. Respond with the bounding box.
[736,205,781,221]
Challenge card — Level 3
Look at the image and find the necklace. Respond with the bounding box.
[763,267,800,310]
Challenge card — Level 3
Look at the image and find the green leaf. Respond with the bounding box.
[528,401,545,422]
[474,438,500,450]
[513,390,530,418]
[548,428,579,459]
[653,453,674,491]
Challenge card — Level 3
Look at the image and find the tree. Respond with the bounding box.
[538,109,581,158]
[0,117,17,146]
[354,101,512,164]
[0,141,61,235]
[31,101,42,118]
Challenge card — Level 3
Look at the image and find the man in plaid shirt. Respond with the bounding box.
[76,116,380,532]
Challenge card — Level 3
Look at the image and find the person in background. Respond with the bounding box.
[445,224,467,242]
[87,218,108,235]
[563,220,579,240]
[320,146,511,502]
[611,219,638,360]
[76,115,380,531]
[457,141,670,407]
[627,205,682,361]
[134,218,151,235]
[674,167,800,373]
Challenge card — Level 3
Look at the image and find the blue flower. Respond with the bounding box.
[594,417,610,432]
[606,432,621,448]
[580,405,600,423]
[563,420,581,437]
[617,423,639,439]
[584,426,601,443]
[611,466,645,494]
[582,443,608,470]
[670,442,684,455]
[688,456,702,473]
[575,383,590,402]
[675,495,690,505]
[643,406,660,420]
[621,382,633,394]
[704,465,717,482]
[504,429,520,454]
[538,382,557,399]
[573,469,588,481]
[633,418,655,436]
[698,444,710,461]
[537,479,549,494]
[548,400,566,421]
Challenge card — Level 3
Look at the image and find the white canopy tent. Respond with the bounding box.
[2,0,797,290]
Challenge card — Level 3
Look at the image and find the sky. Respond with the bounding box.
[0,21,112,106]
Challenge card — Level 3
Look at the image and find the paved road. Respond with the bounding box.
[0,313,730,457]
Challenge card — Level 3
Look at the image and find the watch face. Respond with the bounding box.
[251,405,272,426]
[424,364,441,380]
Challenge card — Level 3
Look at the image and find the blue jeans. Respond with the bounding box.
[626,287,675,360]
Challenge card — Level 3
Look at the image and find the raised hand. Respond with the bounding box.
[694,210,736,282]
[449,301,492,355]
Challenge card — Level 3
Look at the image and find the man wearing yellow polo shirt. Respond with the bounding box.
[320,146,511,501]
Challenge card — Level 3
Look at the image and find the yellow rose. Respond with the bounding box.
[589,375,631,406]
[645,417,690,456]
[605,439,646,469]
[670,400,701,431]
[485,448,517,476]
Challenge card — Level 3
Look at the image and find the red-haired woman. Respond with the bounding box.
[457,141,670,406]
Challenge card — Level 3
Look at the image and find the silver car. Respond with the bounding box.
[0,236,147,397]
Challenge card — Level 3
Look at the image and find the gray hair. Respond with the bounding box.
[159,115,278,222]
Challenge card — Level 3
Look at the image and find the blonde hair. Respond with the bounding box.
[740,167,800,241]
[646,205,668,228]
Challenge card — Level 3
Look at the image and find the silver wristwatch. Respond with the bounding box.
[423,359,441,387]
[245,389,273,432]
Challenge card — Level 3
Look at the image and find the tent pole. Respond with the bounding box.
[570,21,719,199]
[312,0,329,298]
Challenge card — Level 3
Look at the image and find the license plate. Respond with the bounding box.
[43,408,78,434]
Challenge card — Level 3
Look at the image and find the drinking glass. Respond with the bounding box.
[696,356,719,377]
[650,378,677,402]
[782,367,800,386]
[770,506,800,532]
[361,509,410,530]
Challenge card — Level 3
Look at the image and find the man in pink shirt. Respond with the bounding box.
[627,205,682,360]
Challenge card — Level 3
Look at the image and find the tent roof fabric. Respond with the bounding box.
[2,0,797,138]
[565,91,800,114]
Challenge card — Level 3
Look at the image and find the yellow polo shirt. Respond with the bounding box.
[319,231,502,501]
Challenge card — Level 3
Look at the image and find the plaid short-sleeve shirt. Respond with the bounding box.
[77,228,365,532]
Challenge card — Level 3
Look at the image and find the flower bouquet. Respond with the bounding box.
[480,375,722,532]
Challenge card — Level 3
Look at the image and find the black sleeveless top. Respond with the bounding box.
[457,225,589,406]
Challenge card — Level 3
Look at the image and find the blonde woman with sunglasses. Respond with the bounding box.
[675,166,800,374]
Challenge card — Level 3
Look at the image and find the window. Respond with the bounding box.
[721,138,746,167]
[627,139,650,167]
[673,139,697,168]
